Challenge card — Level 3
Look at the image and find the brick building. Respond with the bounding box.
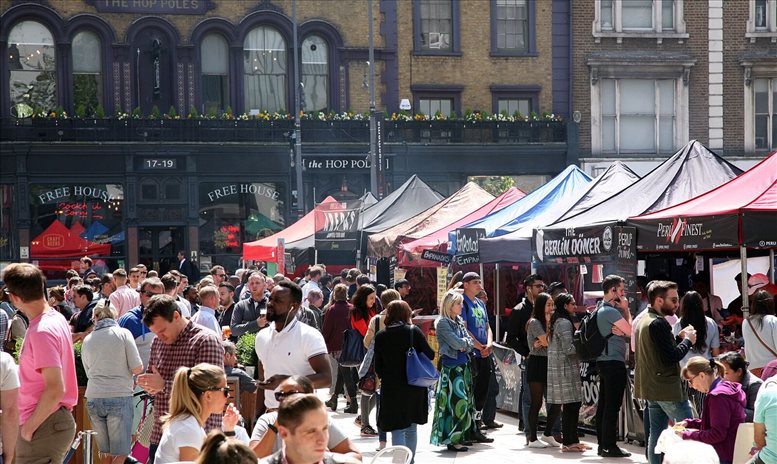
[0,0,571,275]
[571,0,769,176]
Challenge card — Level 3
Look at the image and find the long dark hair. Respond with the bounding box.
[750,290,776,330]
[528,292,552,333]
[679,291,708,352]
[548,293,574,341]
[351,284,376,321]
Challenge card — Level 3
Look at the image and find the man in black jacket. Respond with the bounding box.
[505,274,545,434]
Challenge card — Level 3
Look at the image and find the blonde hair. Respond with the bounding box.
[439,290,464,321]
[92,299,117,321]
[163,363,225,427]
[682,355,725,380]
[380,289,401,308]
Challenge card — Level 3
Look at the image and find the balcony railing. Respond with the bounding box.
[0,118,566,144]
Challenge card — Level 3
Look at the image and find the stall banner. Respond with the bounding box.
[436,267,449,309]
[742,212,777,248]
[579,362,599,429]
[454,228,486,265]
[422,249,453,265]
[314,200,361,251]
[631,215,739,252]
[493,344,521,413]
[277,238,285,275]
[393,267,407,284]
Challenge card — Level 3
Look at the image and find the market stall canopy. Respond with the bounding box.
[548,140,743,230]
[242,196,337,262]
[31,220,112,259]
[629,151,777,251]
[479,161,640,263]
[447,165,592,255]
[368,182,494,258]
[359,175,444,234]
[397,187,526,267]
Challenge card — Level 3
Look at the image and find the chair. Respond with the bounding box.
[369,445,413,464]
[733,422,756,464]
[226,376,240,408]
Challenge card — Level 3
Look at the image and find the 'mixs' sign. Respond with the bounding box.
[86,0,215,14]
[632,215,739,251]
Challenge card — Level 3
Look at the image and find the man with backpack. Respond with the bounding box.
[634,280,696,464]
[594,275,633,457]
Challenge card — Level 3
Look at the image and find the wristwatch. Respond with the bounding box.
[224,430,236,437]
[267,423,278,434]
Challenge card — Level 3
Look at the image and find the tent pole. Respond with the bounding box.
[314,248,318,266]
[770,249,775,284]
[741,246,750,317]
[495,263,500,341]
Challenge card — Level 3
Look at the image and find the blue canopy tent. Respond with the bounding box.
[478,161,640,263]
[80,221,109,241]
[448,165,592,255]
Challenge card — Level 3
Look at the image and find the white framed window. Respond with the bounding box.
[593,0,687,43]
[243,26,287,113]
[747,0,777,42]
[741,61,777,152]
[598,79,675,154]
[497,98,532,116]
[419,0,452,51]
[419,98,452,116]
[8,20,57,112]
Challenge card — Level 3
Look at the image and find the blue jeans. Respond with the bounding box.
[86,396,134,455]
[647,400,693,464]
[391,423,417,464]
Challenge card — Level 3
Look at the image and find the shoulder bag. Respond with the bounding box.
[339,319,368,367]
[747,318,777,358]
[406,325,439,387]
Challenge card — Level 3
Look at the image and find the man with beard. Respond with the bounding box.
[634,280,697,464]
[231,273,269,337]
[70,285,97,343]
[217,283,236,339]
[254,281,331,411]
[505,274,545,433]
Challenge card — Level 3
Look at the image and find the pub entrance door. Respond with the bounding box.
[138,226,185,274]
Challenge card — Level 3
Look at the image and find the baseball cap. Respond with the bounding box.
[748,273,769,295]
[461,272,480,283]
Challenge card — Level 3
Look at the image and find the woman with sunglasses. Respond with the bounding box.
[675,356,746,464]
[154,363,240,464]
[249,376,362,462]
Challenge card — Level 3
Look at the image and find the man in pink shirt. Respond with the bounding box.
[2,263,78,464]
[110,268,140,317]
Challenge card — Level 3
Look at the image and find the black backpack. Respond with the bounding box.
[573,308,613,362]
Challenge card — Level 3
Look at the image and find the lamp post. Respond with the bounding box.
[292,0,304,218]
[368,0,378,196]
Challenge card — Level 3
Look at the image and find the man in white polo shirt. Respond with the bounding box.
[255,281,331,410]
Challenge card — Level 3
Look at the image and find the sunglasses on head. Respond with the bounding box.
[274,390,303,402]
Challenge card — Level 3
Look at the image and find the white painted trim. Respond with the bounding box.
[708,0,724,149]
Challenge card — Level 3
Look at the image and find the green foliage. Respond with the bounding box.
[95,104,105,118]
[167,105,177,118]
[469,176,515,196]
[73,342,89,387]
[236,332,258,367]
[150,105,161,119]
[75,104,87,118]
[11,337,23,363]
[132,107,143,118]
[188,105,200,119]
[73,74,99,117]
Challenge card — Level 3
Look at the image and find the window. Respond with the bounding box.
[419,98,452,116]
[753,78,777,149]
[416,0,455,52]
[498,98,532,116]
[201,34,229,114]
[8,20,57,113]
[747,0,777,41]
[593,0,686,43]
[72,30,102,116]
[599,79,675,154]
[495,0,528,52]
[0,185,16,261]
[244,26,287,113]
[301,35,329,112]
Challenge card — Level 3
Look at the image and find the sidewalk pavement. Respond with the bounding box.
[323,393,649,464]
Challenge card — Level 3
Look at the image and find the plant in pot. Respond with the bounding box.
[236,332,259,378]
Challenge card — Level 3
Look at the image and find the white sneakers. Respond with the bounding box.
[528,440,548,448]
[541,435,562,447]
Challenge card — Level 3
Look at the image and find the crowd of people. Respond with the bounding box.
[1,254,777,464]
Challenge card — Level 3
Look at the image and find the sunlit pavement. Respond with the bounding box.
[321,392,649,463]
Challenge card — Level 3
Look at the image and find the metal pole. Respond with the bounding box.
[293,0,304,217]
[495,263,501,341]
[82,431,96,464]
[740,246,750,317]
[770,249,775,284]
[367,0,378,195]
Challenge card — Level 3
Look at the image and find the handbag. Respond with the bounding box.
[747,318,777,357]
[406,325,439,387]
[358,316,380,378]
[339,327,367,367]
[357,368,377,394]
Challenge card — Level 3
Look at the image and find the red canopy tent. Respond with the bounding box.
[397,187,526,267]
[31,220,112,270]
[242,196,337,262]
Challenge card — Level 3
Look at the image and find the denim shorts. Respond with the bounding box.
[86,396,134,455]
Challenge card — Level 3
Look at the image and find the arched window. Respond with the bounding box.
[8,20,56,113]
[72,30,102,116]
[301,35,329,112]
[201,33,229,115]
[243,26,286,113]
